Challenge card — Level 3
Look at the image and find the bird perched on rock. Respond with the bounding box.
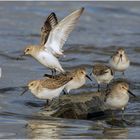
[21,76,73,105]
[44,67,92,94]
[104,81,136,122]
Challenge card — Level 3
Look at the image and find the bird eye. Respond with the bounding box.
[30,83,34,86]
[26,49,30,52]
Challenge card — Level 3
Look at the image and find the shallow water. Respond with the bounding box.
[0,1,140,139]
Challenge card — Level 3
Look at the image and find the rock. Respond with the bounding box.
[40,91,108,119]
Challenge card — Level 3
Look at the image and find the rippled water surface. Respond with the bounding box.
[0,1,140,139]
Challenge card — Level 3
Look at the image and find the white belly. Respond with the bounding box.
[31,86,65,100]
[65,78,86,93]
[106,93,129,110]
[109,59,130,71]
[93,73,113,84]
[35,51,63,72]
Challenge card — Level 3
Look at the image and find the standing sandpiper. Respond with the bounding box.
[92,63,114,92]
[21,76,73,105]
[22,8,84,75]
[104,81,136,121]
[44,67,92,94]
[109,48,130,75]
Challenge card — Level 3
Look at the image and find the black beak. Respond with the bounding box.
[128,90,136,97]
[43,73,52,78]
[86,75,92,81]
[20,87,28,96]
[16,53,25,60]
[120,54,122,62]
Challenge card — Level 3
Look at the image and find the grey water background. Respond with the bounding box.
[0,1,140,139]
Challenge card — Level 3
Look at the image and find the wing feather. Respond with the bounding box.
[40,76,72,89]
[44,8,84,56]
[40,12,58,46]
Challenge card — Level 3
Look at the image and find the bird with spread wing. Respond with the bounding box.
[21,8,84,76]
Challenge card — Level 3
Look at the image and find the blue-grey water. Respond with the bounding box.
[0,1,140,139]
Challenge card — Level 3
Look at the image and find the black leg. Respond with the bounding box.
[40,99,50,110]
[51,69,56,78]
[54,69,56,76]
[111,111,115,120]
[98,84,100,92]
[106,84,109,89]
[111,111,116,127]
[121,108,125,120]
[122,71,125,76]
[46,99,49,106]
[51,69,54,76]
[121,108,133,125]
[63,90,68,95]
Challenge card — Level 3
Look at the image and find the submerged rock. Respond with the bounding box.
[40,91,108,119]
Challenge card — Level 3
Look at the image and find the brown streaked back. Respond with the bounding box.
[93,64,112,76]
[40,76,73,89]
[44,67,86,81]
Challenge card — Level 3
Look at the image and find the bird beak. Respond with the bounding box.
[20,87,28,96]
[120,54,122,62]
[128,90,136,97]
[86,75,92,81]
[16,53,25,60]
[43,73,52,78]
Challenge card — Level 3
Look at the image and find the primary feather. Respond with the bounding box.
[40,12,58,46]
[44,7,84,56]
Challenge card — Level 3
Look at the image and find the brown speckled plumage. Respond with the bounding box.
[92,63,113,76]
[45,67,86,80]
[40,76,73,89]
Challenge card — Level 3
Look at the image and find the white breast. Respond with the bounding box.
[93,72,113,84]
[34,51,64,72]
[36,51,58,69]
[31,86,65,100]
[65,78,86,93]
[106,93,129,110]
[109,58,130,71]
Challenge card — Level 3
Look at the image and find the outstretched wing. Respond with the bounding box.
[44,8,84,56]
[40,12,58,46]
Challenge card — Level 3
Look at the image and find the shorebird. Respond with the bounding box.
[44,67,92,94]
[104,81,136,121]
[22,8,84,75]
[21,76,73,105]
[92,63,114,92]
[109,48,130,75]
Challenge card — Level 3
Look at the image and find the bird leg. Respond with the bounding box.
[63,90,68,95]
[40,99,50,110]
[51,69,54,77]
[51,69,57,78]
[111,111,115,121]
[54,69,56,76]
[122,71,125,76]
[46,99,50,106]
[106,84,109,89]
[121,108,133,125]
[98,84,100,92]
